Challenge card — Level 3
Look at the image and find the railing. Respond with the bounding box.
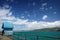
[12,34,60,40]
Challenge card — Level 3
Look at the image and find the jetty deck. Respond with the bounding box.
[0,35,12,40]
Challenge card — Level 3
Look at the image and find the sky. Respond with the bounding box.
[0,0,60,31]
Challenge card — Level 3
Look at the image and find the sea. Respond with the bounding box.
[12,31,60,40]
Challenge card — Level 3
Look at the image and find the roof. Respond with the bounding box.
[3,22,14,28]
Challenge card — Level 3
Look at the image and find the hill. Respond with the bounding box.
[33,27,60,32]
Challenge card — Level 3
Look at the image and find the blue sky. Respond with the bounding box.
[0,0,60,22]
[12,0,60,22]
[0,0,60,31]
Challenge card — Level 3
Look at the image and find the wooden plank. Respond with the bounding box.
[0,35,12,40]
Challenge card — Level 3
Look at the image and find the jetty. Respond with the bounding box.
[0,35,12,40]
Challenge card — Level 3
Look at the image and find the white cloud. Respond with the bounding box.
[33,2,36,6]
[0,9,10,16]
[49,6,53,9]
[40,7,44,10]
[7,12,12,16]
[13,19,28,25]
[0,4,60,31]
[1,16,16,21]
[42,15,48,20]
[0,5,14,29]
[53,12,57,14]
[21,16,25,18]
[6,0,14,2]
[13,20,60,31]
[27,14,30,17]
[40,3,47,11]
[0,7,60,31]
[42,3,47,7]
[3,4,10,9]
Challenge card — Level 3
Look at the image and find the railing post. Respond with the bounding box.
[18,35,20,40]
[24,34,27,40]
[36,35,38,40]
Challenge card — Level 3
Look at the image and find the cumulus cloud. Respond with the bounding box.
[0,5,28,31]
[0,3,60,31]
[13,20,60,31]
[13,19,28,25]
[0,8,10,16]
[42,15,47,20]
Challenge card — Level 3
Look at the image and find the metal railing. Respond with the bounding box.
[12,34,60,40]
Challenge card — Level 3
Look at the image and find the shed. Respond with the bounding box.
[2,22,14,30]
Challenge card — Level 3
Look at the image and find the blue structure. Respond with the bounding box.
[2,22,13,30]
[2,22,14,35]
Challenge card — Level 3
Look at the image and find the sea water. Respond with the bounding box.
[12,31,60,40]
